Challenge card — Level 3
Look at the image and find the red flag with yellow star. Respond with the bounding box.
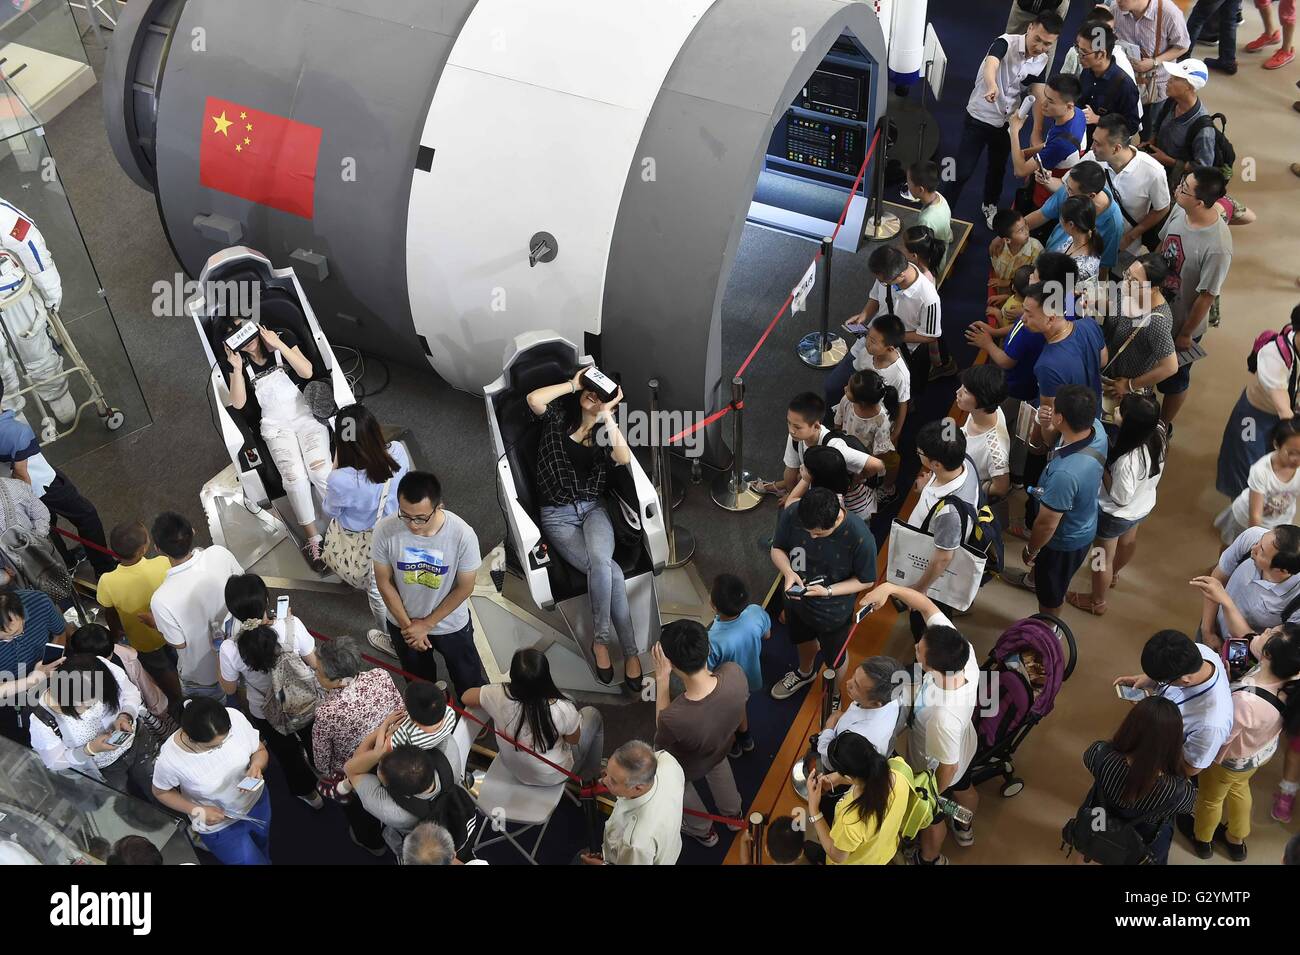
[199,96,323,219]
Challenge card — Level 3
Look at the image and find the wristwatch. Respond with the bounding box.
[808,813,824,825]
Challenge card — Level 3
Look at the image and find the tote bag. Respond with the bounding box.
[886,496,987,611]
[322,476,391,590]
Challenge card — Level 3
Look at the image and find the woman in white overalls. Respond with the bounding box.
[219,317,331,572]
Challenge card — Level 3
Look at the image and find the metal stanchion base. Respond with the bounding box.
[711,469,762,512]
[666,526,696,569]
[796,332,848,369]
[864,212,902,240]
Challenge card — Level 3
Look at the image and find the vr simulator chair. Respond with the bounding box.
[189,247,356,574]
[484,332,667,694]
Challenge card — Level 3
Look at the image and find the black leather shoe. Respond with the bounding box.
[1213,824,1248,861]
[1176,814,1213,859]
[595,665,615,685]
[624,673,645,696]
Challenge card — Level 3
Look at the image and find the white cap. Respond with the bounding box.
[1160,58,1209,90]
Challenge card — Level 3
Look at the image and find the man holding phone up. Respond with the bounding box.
[769,487,877,700]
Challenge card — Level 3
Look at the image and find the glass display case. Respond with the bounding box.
[0,9,152,469]
[0,733,197,864]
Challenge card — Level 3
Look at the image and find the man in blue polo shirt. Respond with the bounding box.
[0,382,115,577]
[1023,282,1107,406]
[1008,75,1088,206]
[1025,161,1126,277]
[0,588,72,746]
[1017,385,1108,614]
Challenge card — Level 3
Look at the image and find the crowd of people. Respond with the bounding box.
[0,0,1298,868]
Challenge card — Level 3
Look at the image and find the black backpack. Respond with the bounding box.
[389,747,482,861]
[1155,100,1236,181]
[1061,780,1165,865]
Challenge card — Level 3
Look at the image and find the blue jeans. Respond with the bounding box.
[540,500,638,656]
[201,790,272,865]
[1187,0,1243,65]
[946,113,1013,209]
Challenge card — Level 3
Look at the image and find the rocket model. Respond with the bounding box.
[103,0,887,465]
[872,0,929,87]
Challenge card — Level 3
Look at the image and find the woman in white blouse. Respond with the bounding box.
[28,654,156,795]
[152,697,272,865]
[1068,394,1166,615]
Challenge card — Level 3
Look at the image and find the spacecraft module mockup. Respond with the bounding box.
[104,0,887,463]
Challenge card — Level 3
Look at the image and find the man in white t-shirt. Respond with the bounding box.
[1083,113,1170,253]
[905,421,984,635]
[148,512,244,699]
[846,246,942,398]
[866,583,980,866]
[817,655,906,766]
[948,15,1061,227]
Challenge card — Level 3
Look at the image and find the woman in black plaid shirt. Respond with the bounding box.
[527,369,642,690]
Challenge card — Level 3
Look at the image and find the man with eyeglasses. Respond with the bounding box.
[1074,21,1141,135]
[0,588,73,746]
[371,470,485,698]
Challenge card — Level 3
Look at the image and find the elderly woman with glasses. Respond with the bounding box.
[370,470,487,698]
[310,634,403,856]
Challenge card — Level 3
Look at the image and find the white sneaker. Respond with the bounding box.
[982,203,998,230]
[949,817,975,847]
[297,791,324,810]
[770,668,816,700]
[366,628,397,658]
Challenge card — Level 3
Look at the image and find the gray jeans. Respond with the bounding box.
[570,706,605,781]
[682,757,743,838]
[540,500,638,656]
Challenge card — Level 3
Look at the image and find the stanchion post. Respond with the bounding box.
[863,118,901,241]
[796,237,847,369]
[582,780,602,855]
[650,378,695,568]
[649,379,684,510]
[748,812,765,866]
[819,667,838,727]
[711,376,761,511]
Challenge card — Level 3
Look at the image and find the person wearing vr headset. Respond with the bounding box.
[218,317,332,573]
[526,366,642,690]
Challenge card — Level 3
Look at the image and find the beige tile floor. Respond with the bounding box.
[876,24,1300,865]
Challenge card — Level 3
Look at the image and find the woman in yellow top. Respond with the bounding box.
[805,733,910,865]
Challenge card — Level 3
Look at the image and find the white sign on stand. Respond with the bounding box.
[791,259,817,313]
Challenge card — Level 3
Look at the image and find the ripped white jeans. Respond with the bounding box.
[260,409,331,527]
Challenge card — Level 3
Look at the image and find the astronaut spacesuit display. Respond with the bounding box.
[0,199,76,427]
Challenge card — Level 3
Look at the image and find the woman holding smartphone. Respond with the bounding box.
[28,654,156,796]
[217,574,322,809]
[526,368,642,690]
[218,316,333,573]
[152,697,273,865]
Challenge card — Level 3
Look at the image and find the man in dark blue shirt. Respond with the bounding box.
[1074,22,1141,138]
[0,589,72,746]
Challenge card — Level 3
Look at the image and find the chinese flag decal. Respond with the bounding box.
[199,96,322,219]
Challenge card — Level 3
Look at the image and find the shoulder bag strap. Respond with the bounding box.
[1103,166,1139,227]
[0,479,19,529]
[373,475,393,528]
[1078,446,1108,468]
[1233,684,1287,719]
[1102,324,1144,376]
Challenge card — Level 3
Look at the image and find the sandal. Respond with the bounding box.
[1066,591,1107,616]
[750,478,784,496]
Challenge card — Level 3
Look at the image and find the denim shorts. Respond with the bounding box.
[1157,335,1203,396]
[1095,509,1144,541]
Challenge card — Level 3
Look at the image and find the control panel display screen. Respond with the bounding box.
[784,114,865,176]
[796,68,869,121]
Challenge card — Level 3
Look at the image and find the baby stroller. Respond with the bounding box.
[968,614,1077,797]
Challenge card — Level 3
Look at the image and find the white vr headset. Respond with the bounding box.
[224,319,260,353]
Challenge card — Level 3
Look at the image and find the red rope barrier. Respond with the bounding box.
[691,127,883,421]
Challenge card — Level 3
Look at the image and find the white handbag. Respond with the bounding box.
[887,497,987,612]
